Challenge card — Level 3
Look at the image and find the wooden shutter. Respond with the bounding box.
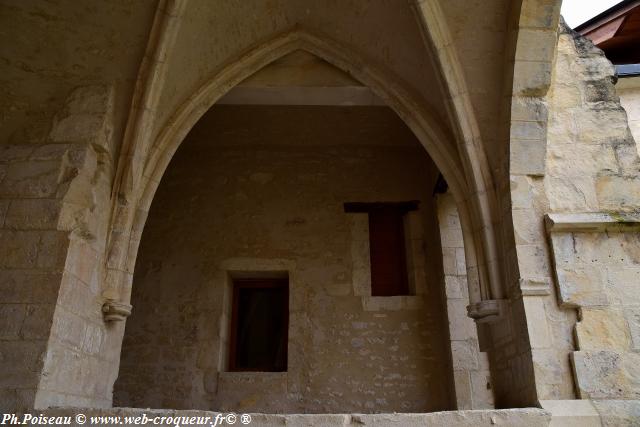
[368,207,409,296]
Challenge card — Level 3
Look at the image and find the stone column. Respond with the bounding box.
[436,192,494,409]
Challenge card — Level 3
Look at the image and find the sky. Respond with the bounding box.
[561,0,625,27]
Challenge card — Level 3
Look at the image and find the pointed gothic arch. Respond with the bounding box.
[103,27,500,320]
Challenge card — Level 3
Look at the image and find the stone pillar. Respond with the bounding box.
[436,192,494,409]
[0,85,118,411]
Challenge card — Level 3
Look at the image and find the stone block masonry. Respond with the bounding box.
[0,85,117,411]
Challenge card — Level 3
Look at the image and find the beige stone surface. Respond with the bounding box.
[540,399,601,427]
[546,25,639,214]
[592,399,640,427]
[575,308,632,351]
[533,20,640,404]
[0,84,117,411]
[572,351,640,399]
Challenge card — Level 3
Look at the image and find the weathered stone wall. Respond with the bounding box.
[113,105,454,413]
[546,27,640,214]
[538,22,640,402]
[549,226,640,399]
[548,24,640,400]
[0,86,117,411]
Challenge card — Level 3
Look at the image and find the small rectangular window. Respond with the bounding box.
[229,279,289,372]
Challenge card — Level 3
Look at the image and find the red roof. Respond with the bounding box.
[576,0,640,64]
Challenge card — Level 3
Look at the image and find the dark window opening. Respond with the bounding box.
[345,201,418,297]
[229,279,289,372]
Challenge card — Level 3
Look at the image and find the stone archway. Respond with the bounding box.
[33,1,515,410]
[102,28,504,409]
[113,99,460,411]
[411,0,504,309]
[102,31,492,409]
[103,27,502,338]
[6,0,640,420]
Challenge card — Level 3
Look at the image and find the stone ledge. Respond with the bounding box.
[541,399,640,426]
[544,212,640,233]
[519,278,552,296]
[539,399,600,427]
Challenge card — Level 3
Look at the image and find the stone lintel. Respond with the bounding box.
[539,399,601,426]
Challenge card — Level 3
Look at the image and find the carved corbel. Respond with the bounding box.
[467,299,508,323]
[102,299,132,322]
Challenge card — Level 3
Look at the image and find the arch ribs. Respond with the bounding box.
[102,0,506,324]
